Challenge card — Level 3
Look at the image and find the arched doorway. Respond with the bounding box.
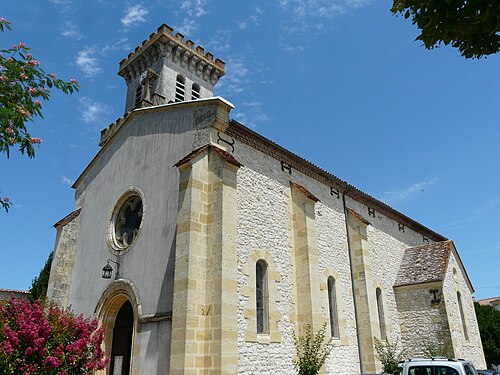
[110,301,134,375]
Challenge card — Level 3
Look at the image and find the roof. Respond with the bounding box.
[174,144,242,168]
[0,288,30,294]
[477,297,500,306]
[394,240,474,292]
[53,208,81,228]
[394,241,453,287]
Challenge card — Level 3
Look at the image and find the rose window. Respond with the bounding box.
[113,195,143,249]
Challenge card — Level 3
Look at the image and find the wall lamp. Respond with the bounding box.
[102,259,120,279]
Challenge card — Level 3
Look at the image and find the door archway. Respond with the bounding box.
[110,300,134,375]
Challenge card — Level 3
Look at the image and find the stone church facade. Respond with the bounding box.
[47,24,486,374]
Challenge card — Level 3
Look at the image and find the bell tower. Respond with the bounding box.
[118,24,225,113]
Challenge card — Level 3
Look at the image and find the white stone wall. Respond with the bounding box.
[315,199,361,375]
[395,284,452,357]
[235,161,296,374]
[233,137,365,374]
[229,129,452,374]
[347,197,434,345]
[443,251,486,368]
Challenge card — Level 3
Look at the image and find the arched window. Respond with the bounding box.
[376,288,386,340]
[457,291,469,340]
[175,75,185,102]
[191,83,200,100]
[256,260,269,334]
[134,83,142,107]
[327,276,339,338]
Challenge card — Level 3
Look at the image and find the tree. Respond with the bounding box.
[391,0,500,59]
[293,323,333,375]
[0,17,79,211]
[475,302,500,369]
[0,297,108,374]
[374,337,407,375]
[29,251,54,302]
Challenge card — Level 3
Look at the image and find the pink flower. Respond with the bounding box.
[0,75,8,82]
[49,74,56,78]
[34,100,42,107]
[2,197,9,203]
[0,18,8,23]
[5,127,14,134]
[18,42,26,48]
[31,138,42,144]
[19,74,27,80]
[29,87,37,95]
[12,44,18,50]
[70,78,77,83]
[27,53,32,60]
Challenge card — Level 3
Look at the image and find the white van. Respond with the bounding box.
[401,358,479,375]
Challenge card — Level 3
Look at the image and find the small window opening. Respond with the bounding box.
[135,84,143,107]
[457,291,469,340]
[376,288,387,340]
[175,75,185,102]
[191,83,200,100]
[328,276,339,338]
[256,260,269,334]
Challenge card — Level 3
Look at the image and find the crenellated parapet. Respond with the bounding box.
[118,23,225,86]
[99,113,130,147]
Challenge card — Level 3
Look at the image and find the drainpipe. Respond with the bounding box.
[343,191,364,375]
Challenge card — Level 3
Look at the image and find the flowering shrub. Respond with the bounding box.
[0,297,108,374]
[0,17,79,211]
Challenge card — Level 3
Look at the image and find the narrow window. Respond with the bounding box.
[191,83,200,100]
[457,291,469,340]
[134,83,143,107]
[175,75,185,102]
[256,260,269,334]
[327,276,339,338]
[376,288,386,340]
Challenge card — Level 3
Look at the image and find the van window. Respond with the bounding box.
[409,366,459,375]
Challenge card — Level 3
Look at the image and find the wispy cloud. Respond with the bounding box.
[121,4,149,27]
[49,0,72,9]
[76,48,102,77]
[61,20,83,39]
[181,0,208,17]
[381,178,438,205]
[205,30,231,53]
[277,0,373,50]
[237,6,264,30]
[278,0,372,18]
[233,101,270,129]
[101,37,130,54]
[216,56,250,95]
[78,97,110,123]
[175,0,209,35]
[61,176,74,187]
[436,194,500,232]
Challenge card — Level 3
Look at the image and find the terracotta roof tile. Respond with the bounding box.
[53,208,81,228]
[394,240,453,287]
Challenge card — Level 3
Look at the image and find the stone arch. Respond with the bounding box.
[94,279,142,374]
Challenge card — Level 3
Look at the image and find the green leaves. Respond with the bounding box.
[374,337,407,375]
[0,18,79,212]
[293,323,333,375]
[391,0,500,59]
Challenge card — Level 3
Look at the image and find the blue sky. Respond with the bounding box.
[1,0,499,300]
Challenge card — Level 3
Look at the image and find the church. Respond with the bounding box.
[47,24,486,375]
